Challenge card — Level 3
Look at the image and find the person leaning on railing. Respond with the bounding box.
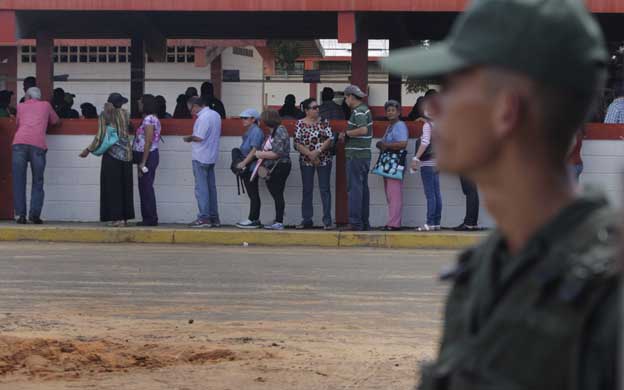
[79,93,134,227]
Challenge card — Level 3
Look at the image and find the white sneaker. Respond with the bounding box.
[236,219,262,229]
[264,222,284,231]
[417,224,436,232]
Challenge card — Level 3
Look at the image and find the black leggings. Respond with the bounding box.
[242,171,261,221]
[265,162,292,223]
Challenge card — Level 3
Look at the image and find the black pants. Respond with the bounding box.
[460,176,479,226]
[242,170,261,221]
[133,150,159,225]
[100,153,135,222]
[265,162,292,223]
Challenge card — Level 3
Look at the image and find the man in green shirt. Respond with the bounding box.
[340,85,373,231]
[383,0,620,389]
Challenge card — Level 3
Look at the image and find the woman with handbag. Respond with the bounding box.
[294,98,334,230]
[79,93,134,227]
[255,110,292,230]
[376,100,408,231]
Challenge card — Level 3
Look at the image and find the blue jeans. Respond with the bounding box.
[192,160,219,222]
[12,144,47,219]
[571,163,583,183]
[301,162,332,227]
[420,166,442,226]
[346,158,371,230]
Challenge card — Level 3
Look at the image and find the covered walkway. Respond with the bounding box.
[0,0,623,223]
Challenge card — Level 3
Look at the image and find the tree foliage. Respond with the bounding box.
[268,40,302,71]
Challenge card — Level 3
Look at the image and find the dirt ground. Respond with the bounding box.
[0,308,440,390]
[0,243,451,389]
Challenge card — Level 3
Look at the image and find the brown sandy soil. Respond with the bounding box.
[0,244,452,389]
[0,307,440,390]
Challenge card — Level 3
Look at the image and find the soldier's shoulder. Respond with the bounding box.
[557,200,620,280]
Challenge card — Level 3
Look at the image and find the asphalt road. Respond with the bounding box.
[0,243,454,327]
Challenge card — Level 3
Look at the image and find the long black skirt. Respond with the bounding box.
[100,153,135,222]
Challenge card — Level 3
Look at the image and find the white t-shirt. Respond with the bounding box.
[192,107,222,164]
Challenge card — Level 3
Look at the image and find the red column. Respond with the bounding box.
[351,35,368,97]
[36,32,54,102]
[0,19,17,218]
[304,59,318,99]
[130,36,146,118]
[0,48,16,219]
[256,46,275,76]
[210,54,223,100]
[335,34,368,225]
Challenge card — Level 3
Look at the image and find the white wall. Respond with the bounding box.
[265,81,310,107]
[23,137,621,227]
[221,47,264,116]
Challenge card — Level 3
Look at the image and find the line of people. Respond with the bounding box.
[10,83,484,230]
[232,85,481,231]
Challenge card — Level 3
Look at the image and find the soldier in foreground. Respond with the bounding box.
[383,0,621,389]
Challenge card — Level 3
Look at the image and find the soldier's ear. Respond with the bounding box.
[491,89,525,142]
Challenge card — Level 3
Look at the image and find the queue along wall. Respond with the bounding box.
[0,119,622,227]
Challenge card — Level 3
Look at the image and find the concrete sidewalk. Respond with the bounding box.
[0,222,486,249]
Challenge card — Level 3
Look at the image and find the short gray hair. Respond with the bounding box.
[384,99,401,110]
[187,96,205,108]
[25,87,42,101]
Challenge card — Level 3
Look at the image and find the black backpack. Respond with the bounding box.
[231,148,246,195]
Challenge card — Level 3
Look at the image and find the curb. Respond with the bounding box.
[0,225,485,249]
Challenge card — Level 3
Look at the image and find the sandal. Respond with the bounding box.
[107,221,128,227]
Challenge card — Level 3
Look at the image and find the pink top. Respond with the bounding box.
[132,114,161,152]
[13,100,60,150]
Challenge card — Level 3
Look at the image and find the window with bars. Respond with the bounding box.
[21,46,130,63]
[233,47,254,57]
[163,46,195,63]
[20,45,195,64]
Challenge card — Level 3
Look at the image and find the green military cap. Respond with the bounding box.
[382,0,608,93]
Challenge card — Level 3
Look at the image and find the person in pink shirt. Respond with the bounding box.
[12,87,60,224]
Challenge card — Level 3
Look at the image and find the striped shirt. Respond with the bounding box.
[604,98,624,124]
[346,103,373,159]
[420,122,436,167]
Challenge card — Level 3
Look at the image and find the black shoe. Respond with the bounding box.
[295,223,314,230]
[29,217,43,225]
[342,224,363,232]
[16,216,27,224]
[453,223,479,231]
